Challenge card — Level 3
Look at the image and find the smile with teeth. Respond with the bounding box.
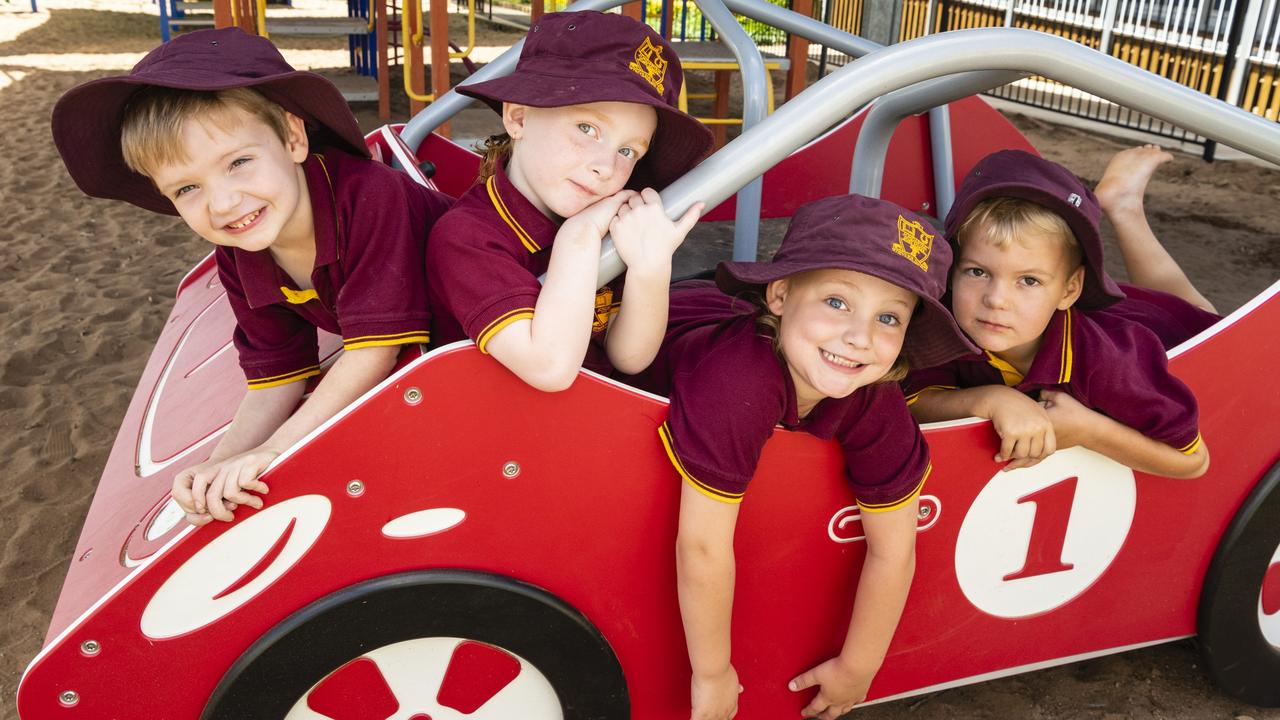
[226,209,262,230]
[821,349,865,369]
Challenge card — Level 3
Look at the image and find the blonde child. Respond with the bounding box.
[52,29,452,524]
[630,195,977,719]
[905,149,1217,478]
[426,11,714,390]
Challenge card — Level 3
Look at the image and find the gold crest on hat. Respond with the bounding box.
[893,215,933,271]
[629,37,667,95]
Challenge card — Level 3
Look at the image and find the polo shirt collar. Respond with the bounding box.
[235,153,339,309]
[988,308,1075,388]
[486,164,560,254]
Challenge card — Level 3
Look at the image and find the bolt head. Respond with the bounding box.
[80,640,100,656]
[918,505,932,520]
[502,461,521,479]
[346,480,365,497]
[403,387,423,405]
[59,690,79,707]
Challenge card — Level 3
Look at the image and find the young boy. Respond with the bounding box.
[905,148,1216,479]
[52,28,453,525]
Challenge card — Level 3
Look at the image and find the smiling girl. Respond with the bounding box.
[628,194,977,720]
[426,11,713,390]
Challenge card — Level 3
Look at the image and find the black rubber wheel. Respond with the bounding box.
[1197,458,1280,707]
[202,570,629,719]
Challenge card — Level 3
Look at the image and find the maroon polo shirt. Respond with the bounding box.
[628,281,931,508]
[426,165,621,376]
[903,289,1211,454]
[218,150,453,389]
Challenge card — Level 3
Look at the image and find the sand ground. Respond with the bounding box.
[1,1,1279,717]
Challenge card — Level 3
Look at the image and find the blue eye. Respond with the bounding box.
[825,297,848,311]
[877,313,902,326]
[577,123,597,137]
[618,147,635,159]
[230,157,251,169]
[173,185,196,199]
[1019,276,1042,287]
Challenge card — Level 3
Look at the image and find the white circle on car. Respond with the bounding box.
[141,495,331,639]
[285,637,563,719]
[955,448,1136,618]
[1258,542,1280,649]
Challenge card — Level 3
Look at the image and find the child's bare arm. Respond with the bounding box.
[790,500,917,719]
[179,345,400,524]
[172,382,304,523]
[910,386,1056,470]
[1043,389,1210,478]
[676,482,743,720]
[605,190,703,374]
[485,191,636,391]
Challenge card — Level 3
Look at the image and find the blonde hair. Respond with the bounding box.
[745,284,912,385]
[475,132,513,182]
[955,196,1082,269]
[121,86,291,177]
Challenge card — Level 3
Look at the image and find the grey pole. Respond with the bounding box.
[697,0,771,261]
[1225,0,1267,107]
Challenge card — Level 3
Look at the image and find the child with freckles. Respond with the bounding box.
[626,194,979,720]
[426,11,713,390]
[905,147,1219,478]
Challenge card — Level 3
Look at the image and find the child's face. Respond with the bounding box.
[503,101,657,218]
[148,109,310,253]
[950,222,1084,366]
[767,268,917,414]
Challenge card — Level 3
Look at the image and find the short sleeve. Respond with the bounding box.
[838,384,932,512]
[217,250,320,389]
[902,362,961,406]
[426,210,542,354]
[1076,322,1202,453]
[334,170,448,350]
[660,337,788,504]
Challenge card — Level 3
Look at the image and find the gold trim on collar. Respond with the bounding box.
[313,154,341,259]
[486,175,540,253]
[280,286,320,304]
[1059,308,1074,384]
[985,352,1024,387]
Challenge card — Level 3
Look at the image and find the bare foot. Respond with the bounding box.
[1095,144,1173,219]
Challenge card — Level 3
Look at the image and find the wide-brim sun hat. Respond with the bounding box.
[52,27,369,216]
[457,10,714,191]
[717,194,980,370]
[944,149,1126,310]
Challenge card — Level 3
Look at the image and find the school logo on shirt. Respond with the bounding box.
[629,37,667,95]
[593,287,620,333]
[893,215,934,272]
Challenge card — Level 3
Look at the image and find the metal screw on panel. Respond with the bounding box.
[921,201,931,211]
[347,480,366,497]
[403,387,423,405]
[59,691,79,707]
[502,461,521,479]
[917,505,932,521]
[80,640,101,656]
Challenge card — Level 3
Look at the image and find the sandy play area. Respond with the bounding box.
[2,1,1279,717]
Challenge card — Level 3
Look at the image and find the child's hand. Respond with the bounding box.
[689,665,742,720]
[1041,389,1097,450]
[987,388,1056,470]
[172,450,275,524]
[560,190,638,241]
[789,655,872,719]
[610,188,704,276]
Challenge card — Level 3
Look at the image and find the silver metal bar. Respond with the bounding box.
[1099,0,1120,53]
[697,0,770,260]
[849,70,1026,199]
[1225,0,1268,105]
[721,0,881,56]
[1005,0,1017,27]
[593,27,1280,286]
[924,0,938,35]
[928,105,956,220]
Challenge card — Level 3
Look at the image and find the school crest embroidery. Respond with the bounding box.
[593,287,620,333]
[893,215,933,272]
[629,37,667,95]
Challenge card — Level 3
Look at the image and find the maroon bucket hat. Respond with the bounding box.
[944,149,1126,310]
[717,194,980,370]
[51,27,368,216]
[457,10,714,191]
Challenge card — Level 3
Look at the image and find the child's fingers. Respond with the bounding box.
[788,671,817,693]
[185,511,212,527]
[635,188,658,206]
[204,473,236,522]
[674,202,706,236]
[997,434,1019,465]
[240,479,270,495]
[189,467,217,514]
[172,471,197,513]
